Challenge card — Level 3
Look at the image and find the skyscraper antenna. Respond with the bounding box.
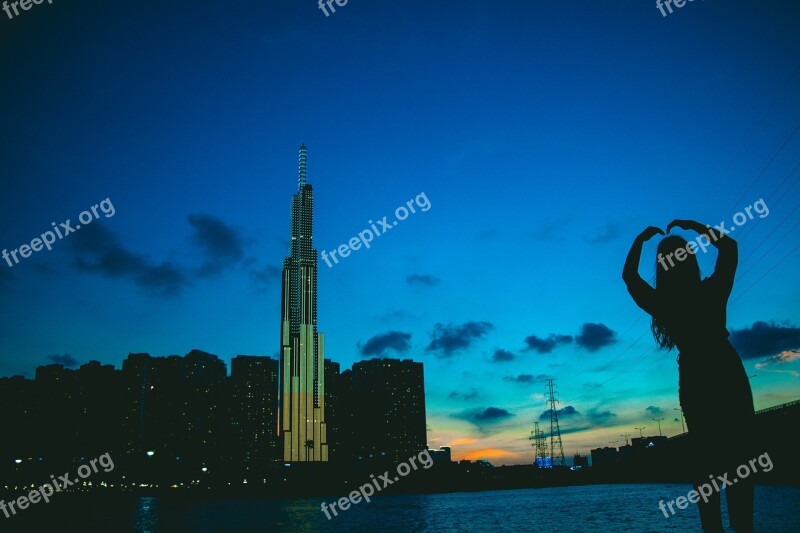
[298,144,308,190]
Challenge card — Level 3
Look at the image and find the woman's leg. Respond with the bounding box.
[693,477,724,532]
[726,477,754,532]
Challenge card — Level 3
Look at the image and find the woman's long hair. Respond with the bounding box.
[651,236,702,350]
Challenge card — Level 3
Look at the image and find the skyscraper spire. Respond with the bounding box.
[298,144,308,190]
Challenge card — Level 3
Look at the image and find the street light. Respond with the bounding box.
[652,418,665,436]
[674,408,685,434]
[635,426,646,438]
[146,451,155,458]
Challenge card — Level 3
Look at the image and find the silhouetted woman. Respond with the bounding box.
[622,220,755,532]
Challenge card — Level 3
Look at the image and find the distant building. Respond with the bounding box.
[323,359,342,460]
[350,358,427,465]
[573,453,589,469]
[591,446,618,468]
[632,436,668,449]
[430,446,452,465]
[121,350,226,473]
[229,355,279,476]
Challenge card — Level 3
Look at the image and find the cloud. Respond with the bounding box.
[448,389,480,400]
[406,274,441,287]
[47,354,79,368]
[188,214,246,276]
[645,406,664,415]
[539,405,580,421]
[70,224,188,297]
[451,407,515,434]
[504,373,550,384]
[575,323,617,351]
[586,410,617,424]
[523,333,573,354]
[529,220,563,241]
[473,407,514,422]
[426,321,494,357]
[379,309,417,321]
[359,331,412,357]
[755,350,800,368]
[491,349,515,362]
[755,350,800,377]
[250,265,281,291]
[730,321,800,359]
[584,221,624,244]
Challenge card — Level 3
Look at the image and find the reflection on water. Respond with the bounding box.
[135,496,158,533]
[123,484,798,533]
[9,484,799,532]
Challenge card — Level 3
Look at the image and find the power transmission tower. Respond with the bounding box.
[529,421,548,466]
[545,378,566,467]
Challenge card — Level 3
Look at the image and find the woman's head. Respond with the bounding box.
[655,236,701,290]
[651,236,702,349]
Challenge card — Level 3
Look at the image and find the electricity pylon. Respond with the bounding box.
[545,378,566,467]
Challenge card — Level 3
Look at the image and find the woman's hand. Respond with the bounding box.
[666,219,703,234]
[638,226,665,242]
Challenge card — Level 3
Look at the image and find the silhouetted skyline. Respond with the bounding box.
[2,0,800,466]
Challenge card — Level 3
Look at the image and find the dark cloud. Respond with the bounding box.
[406,274,441,287]
[730,321,800,359]
[586,410,617,425]
[359,331,412,357]
[524,333,573,354]
[250,265,281,291]
[71,224,188,298]
[539,405,580,421]
[645,406,664,415]
[426,321,494,357]
[576,323,617,351]
[451,406,515,434]
[491,349,515,362]
[47,354,79,368]
[504,373,550,384]
[474,407,514,422]
[448,389,480,400]
[188,214,246,276]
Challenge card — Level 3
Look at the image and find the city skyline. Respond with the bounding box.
[2,1,799,468]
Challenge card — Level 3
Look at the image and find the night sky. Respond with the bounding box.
[1,0,799,465]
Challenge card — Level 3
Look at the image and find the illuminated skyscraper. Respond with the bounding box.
[279,145,328,462]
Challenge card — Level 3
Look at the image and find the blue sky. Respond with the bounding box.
[1,0,799,464]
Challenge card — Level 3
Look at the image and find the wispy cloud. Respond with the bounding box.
[406,273,441,287]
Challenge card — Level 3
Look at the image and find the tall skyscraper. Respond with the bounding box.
[279,145,328,462]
